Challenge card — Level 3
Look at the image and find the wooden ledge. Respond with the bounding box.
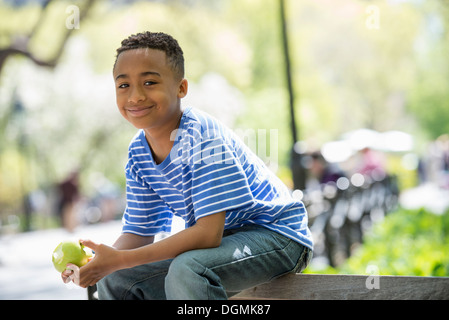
[232,273,449,300]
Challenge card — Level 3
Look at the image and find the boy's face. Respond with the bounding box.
[113,48,187,131]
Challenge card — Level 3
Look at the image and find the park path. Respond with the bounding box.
[0,220,122,299]
[0,217,185,300]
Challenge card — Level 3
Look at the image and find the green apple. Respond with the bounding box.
[52,240,92,273]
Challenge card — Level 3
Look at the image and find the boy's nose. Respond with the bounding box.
[128,86,146,104]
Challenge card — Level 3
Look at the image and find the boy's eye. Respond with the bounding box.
[117,81,156,89]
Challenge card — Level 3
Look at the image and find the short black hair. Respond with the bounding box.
[114,31,184,79]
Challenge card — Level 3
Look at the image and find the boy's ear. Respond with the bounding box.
[178,79,188,99]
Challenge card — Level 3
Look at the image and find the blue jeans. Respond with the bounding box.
[97,224,312,300]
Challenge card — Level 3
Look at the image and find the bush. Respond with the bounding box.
[308,207,449,277]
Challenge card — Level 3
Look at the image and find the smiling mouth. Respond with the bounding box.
[126,105,154,117]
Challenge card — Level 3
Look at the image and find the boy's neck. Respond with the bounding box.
[144,109,183,164]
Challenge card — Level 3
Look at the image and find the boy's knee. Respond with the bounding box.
[165,252,204,298]
[165,252,226,299]
[166,252,197,280]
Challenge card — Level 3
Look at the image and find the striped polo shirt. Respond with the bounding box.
[122,106,313,250]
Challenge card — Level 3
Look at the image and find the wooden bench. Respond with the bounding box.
[232,273,449,300]
[87,273,449,299]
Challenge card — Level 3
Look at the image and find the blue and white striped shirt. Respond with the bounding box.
[122,106,313,250]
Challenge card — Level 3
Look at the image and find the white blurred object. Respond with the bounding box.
[400,183,449,215]
[342,129,413,152]
[321,129,414,164]
[321,140,354,163]
[380,130,414,152]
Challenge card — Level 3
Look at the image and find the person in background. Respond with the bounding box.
[57,170,80,232]
[308,151,346,185]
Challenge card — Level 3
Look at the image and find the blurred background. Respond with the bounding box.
[0,0,448,299]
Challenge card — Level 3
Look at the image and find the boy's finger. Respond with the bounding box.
[62,269,73,276]
[61,266,74,284]
[66,263,80,285]
[80,239,98,252]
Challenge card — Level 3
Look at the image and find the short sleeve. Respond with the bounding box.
[188,134,254,221]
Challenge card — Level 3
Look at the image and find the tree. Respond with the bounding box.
[0,0,96,223]
[0,0,95,76]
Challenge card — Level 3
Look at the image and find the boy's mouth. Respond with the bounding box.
[126,105,154,117]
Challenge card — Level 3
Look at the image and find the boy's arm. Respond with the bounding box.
[60,232,154,285]
[78,211,226,288]
[124,211,225,267]
[112,233,155,250]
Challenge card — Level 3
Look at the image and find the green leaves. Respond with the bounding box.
[316,207,449,277]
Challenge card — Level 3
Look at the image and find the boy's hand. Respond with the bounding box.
[61,212,227,287]
[61,263,80,284]
[61,239,124,288]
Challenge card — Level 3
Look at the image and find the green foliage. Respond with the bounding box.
[386,155,418,190]
[408,71,449,140]
[0,147,33,207]
[308,208,449,277]
[406,1,449,140]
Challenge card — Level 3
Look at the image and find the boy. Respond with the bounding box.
[62,31,313,299]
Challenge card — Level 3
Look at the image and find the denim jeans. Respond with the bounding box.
[97,224,312,300]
